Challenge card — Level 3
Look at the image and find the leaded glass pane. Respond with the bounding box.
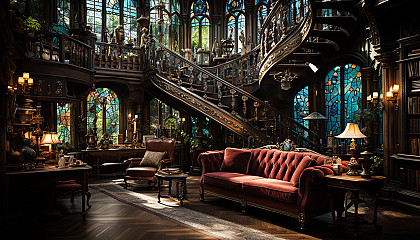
[57,0,70,34]
[325,66,341,135]
[57,103,71,143]
[192,0,208,15]
[256,4,268,43]
[87,88,120,143]
[106,0,120,37]
[171,14,181,51]
[344,63,361,125]
[201,17,210,51]
[294,86,309,129]
[87,0,102,41]
[237,14,245,52]
[171,0,180,13]
[227,0,243,13]
[191,18,200,52]
[123,0,137,43]
[150,98,159,135]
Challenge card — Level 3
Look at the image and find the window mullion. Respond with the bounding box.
[340,65,345,132]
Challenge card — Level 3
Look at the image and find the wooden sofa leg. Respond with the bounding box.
[86,191,92,208]
[124,179,128,189]
[299,213,307,231]
[199,187,204,201]
[241,199,247,213]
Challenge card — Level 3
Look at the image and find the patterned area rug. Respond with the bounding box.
[91,183,286,240]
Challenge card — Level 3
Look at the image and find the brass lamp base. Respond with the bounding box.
[346,157,360,176]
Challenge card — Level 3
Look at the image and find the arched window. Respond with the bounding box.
[255,0,268,44]
[294,86,309,129]
[87,88,120,143]
[150,0,180,51]
[325,63,362,135]
[226,0,245,54]
[86,0,139,43]
[57,103,71,143]
[191,0,210,52]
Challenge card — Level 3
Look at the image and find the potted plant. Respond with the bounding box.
[22,16,42,37]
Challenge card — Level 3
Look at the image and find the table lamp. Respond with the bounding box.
[41,132,60,162]
[335,123,366,175]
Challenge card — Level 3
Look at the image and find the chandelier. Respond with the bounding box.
[274,69,298,90]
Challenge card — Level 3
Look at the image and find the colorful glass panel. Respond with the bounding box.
[191,18,200,52]
[123,0,137,43]
[256,3,268,43]
[344,63,361,125]
[87,0,103,41]
[227,0,243,13]
[106,0,120,36]
[87,88,120,143]
[57,103,71,143]
[56,0,70,34]
[294,86,309,129]
[237,14,245,52]
[325,66,341,135]
[201,17,210,51]
[193,0,208,15]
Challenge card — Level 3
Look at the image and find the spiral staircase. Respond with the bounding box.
[146,0,359,149]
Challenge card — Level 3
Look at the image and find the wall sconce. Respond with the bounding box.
[367,91,384,110]
[17,72,34,94]
[386,84,399,111]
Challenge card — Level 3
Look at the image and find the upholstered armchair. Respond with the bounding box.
[124,138,175,189]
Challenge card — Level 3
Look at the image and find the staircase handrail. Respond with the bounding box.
[148,37,321,148]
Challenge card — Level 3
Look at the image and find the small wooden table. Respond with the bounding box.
[325,174,386,236]
[5,165,92,221]
[155,172,188,206]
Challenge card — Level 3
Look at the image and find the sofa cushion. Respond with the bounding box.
[242,179,298,203]
[220,148,252,174]
[203,172,263,192]
[139,150,166,167]
[126,167,158,177]
[290,156,316,187]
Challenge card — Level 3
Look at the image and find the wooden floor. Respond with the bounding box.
[2,174,420,240]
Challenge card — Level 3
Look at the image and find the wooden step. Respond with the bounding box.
[309,29,350,45]
[301,41,339,53]
[290,52,322,61]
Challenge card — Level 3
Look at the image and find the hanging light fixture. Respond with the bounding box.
[274,69,298,91]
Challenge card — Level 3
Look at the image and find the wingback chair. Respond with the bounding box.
[124,138,175,189]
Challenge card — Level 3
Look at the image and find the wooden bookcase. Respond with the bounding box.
[396,34,420,190]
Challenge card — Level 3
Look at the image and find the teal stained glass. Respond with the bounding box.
[57,103,71,143]
[255,0,268,5]
[294,86,309,129]
[123,0,138,42]
[193,0,208,15]
[87,0,103,41]
[325,66,341,135]
[227,0,243,13]
[343,63,361,124]
[87,88,120,143]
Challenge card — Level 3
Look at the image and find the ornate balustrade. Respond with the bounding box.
[25,31,92,69]
[94,42,147,71]
[148,37,320,148]
[259,0,313,81]
[204,46,260,86]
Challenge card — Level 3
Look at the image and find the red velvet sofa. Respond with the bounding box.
[198,148,348,230]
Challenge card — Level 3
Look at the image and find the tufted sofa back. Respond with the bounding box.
[247,149,327,181]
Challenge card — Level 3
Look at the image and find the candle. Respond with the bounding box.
[134,122,137,133]
[372,92,378,99]
[392,84,399,93]
[126,129,128,136]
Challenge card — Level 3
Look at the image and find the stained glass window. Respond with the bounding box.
[87,88,120,143]
[149,98,180,136]
[123,0,137,43]
[87,0,103,41]
[193,0,208,15]
[325,64,362,136]
[150,0,180,51]
[256,3,268,43]
[225,0,245,53]
[190,1,210,52]
[56,0,70,34]
[57,103,71,143]
[106,0,120,36]
[294,86,309,129]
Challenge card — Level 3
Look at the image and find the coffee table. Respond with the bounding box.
[155,172,188,206]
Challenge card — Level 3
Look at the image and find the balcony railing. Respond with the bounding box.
[94,42,147,71]
[25,31,92,69]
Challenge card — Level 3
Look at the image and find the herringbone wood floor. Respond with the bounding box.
[2,174,420,240]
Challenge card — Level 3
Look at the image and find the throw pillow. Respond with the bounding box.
[220,148,252,174]
[139,150,167,168]
[290,156,316,187]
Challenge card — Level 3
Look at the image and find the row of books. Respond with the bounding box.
[409,119,420,133]
[408,138,420,155]
[408,60,420,78]
[407,96,420,114]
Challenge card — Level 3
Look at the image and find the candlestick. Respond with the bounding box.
[134,122,137,133]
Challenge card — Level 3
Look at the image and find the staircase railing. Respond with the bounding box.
[94,42,147,71]
[259,0,313,82]
[147,37,321,149]
[204,46,260,86]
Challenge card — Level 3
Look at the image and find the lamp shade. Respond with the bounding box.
[41,132,60,145]
[303,112,327,120]
[335,123,366,139]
